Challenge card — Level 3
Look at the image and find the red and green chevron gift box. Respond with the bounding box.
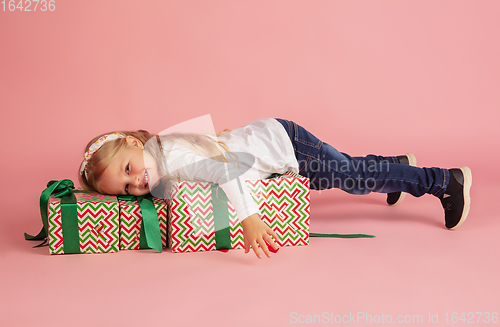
[118,198,169,250]
[168,172,311,253]
[48,192,120,254]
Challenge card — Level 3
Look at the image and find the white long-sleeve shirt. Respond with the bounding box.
[162,118,299,222]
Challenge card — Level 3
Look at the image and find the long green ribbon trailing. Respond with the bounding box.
[310,233,375,238]
[118,195,162,252]
[211,184,231,250]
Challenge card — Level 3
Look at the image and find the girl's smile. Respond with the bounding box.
[99,136,160,196]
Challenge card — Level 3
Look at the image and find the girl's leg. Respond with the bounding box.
[351,154,398,166]
[274,118,471,229]
[275,118,448,197]
[314,148,448,197]
[350,154,417,205]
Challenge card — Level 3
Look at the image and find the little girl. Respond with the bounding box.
[79,117,472,259]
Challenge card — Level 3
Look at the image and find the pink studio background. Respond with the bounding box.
[1,1,499,326]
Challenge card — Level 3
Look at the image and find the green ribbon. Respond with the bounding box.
[25,180,82,251]
[58,186,80,253]
[310,233,375,238]
[211,184,231,250]
[265,172,285,180]
[118,194,163,253]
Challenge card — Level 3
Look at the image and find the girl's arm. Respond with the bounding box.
[241,213,280,259]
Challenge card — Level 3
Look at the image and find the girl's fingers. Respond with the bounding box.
[270,230,279,242]
[265,228,280,250]
[247,227,280,259]
[257,237,272,258]
[251,241,263,259]
[264,233,279,251]
[243,235,250,253]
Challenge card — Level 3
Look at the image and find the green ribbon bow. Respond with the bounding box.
[117,194,163,253]
[24,179,82,252]
[25,179,75,241]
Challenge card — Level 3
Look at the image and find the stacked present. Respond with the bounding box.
[26,172,370,255]
[47,192,120,254]
[118,197,168,250]
[168,171,311,253]
[25,180,169,254]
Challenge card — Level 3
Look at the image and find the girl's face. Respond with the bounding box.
[99,137,160,196]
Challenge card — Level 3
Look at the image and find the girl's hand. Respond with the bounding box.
[241,213,280,259]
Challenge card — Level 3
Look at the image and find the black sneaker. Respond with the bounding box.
[440,167,472,229]
[387,153,417,206]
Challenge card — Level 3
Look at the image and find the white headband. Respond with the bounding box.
[80,133,125,178]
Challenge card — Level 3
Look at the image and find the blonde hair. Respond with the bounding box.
[79,128,234,194]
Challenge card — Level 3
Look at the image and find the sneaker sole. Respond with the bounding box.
[449,166,472,230]
[388,153,417,206]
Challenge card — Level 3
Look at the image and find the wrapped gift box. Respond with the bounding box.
[168,172,310,253]
[118,198,169,250]
[48,192,120,254]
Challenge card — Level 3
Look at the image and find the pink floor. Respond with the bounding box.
[2,1,500,326]
[3,158,499,326]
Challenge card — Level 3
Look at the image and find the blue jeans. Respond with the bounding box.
[274,118,449,198]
